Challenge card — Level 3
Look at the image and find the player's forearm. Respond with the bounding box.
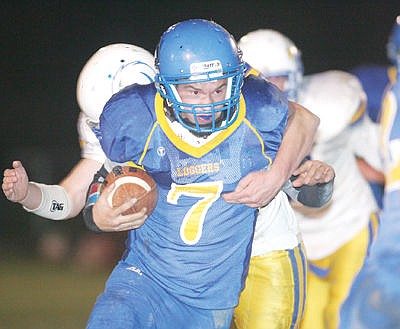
[271,102,319,183]
[19,182,42,209]
[22,183,71,220]
[82,165,109,232]
[20,180,83,220]
[59,158,103,218]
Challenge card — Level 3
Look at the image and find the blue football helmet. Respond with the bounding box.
[155,19,245,134]
[387,15,400,65]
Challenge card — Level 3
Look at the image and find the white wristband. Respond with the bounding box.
[23,182,71,220]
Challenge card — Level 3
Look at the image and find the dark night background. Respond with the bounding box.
[1,1,399,251]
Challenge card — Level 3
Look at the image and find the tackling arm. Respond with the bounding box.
[270,101,319,183]
[222,101,319,208]
[2,159,102,220]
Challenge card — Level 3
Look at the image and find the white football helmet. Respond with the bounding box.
[299,70,367,143]
[238,29,303,101]
[76,43,156,122]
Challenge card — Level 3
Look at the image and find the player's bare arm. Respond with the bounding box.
[3,159,102,220]
[57,158,102,218]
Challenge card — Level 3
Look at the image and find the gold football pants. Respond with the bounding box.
[300,212,379,329]
[233,244,307,329]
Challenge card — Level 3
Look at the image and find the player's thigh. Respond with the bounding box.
[325,224,371,329]
[330,225,370,298]
[234,244,306,329]
[86,261,161,329]
[301,263,330,329]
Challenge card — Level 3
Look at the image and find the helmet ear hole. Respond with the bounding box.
[154,19,245,134]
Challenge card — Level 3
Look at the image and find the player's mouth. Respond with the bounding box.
[196,114,213,124]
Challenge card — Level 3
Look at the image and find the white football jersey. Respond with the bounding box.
[294,70,380,260]
[252,191,301,256]
[77,112,106,163]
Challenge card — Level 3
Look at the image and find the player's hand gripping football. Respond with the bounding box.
[2,160,29,202]
[92,182,148,232]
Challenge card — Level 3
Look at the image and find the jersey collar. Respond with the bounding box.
[155,93,246,158]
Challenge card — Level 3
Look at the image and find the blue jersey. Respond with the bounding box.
[339,71,400,329]
[377,68,400,238]
[99,74,288,309]
[350,64,391,122]
[350,64,393,208]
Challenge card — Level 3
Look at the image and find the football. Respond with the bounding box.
[102,166,158,216]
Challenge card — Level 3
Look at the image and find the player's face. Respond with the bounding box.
[176,79,228,126]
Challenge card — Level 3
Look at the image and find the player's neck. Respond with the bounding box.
[167,117,221,146]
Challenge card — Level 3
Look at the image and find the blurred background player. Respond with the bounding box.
[239,29,382,329]
[352,15,399,122]
[2,43,156,269]
[349,16,400,209]
[339,15,400,329]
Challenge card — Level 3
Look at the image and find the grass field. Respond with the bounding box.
[0,254,110,329]
[0,252,237,329]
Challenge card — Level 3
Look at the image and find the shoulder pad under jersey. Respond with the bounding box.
[242,74,288,132]
[99,84,157,163]
[299,70,366,143]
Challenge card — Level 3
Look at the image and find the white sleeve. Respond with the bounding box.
[350,114,383,172]
[77,112,106,163]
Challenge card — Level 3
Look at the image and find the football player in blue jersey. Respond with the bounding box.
[339,17,400,328]
[349,16,400,209]
[82,19,321,329]
[3,28,333,329]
